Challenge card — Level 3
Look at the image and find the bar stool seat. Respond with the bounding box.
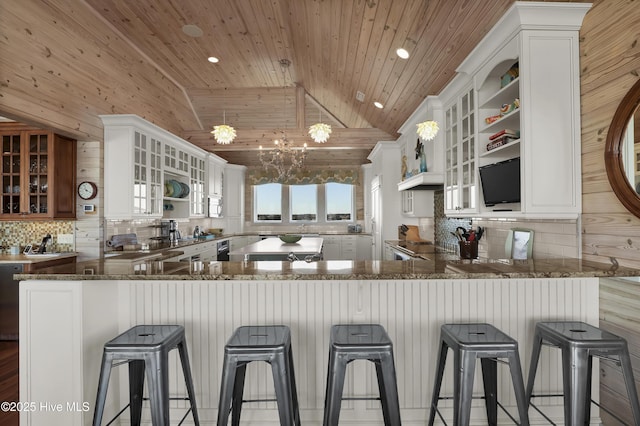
[92,324,200,426]
[428,323,529,426]
[323,324,402,425]
[217,325,300,426]
[526,321,640,425]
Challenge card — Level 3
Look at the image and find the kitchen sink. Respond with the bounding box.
[25,253,66,258]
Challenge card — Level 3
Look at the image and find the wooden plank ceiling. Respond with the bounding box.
[84,0,588,167]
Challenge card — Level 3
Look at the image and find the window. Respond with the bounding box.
[290,184,317,221]
[254,183,282,221]
[253,182,355,224]
[326,182,353,221]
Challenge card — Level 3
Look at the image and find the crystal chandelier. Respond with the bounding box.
[259,135,308,181]
[211,110,236,144]
[258,59,307,180]
[416,120,439,141]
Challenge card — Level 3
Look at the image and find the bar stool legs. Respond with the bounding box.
[526,321,640,425]
[217,325,300,426]
[92,325,200,426]
[428,323,529,426]
[323,324,402,426]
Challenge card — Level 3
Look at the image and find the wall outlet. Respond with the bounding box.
[57,233,74,244]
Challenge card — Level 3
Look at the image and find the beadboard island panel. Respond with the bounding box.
[20,277,599,425]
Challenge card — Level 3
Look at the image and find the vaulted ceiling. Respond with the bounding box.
[83,0,588,166]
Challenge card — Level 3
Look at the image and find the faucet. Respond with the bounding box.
[37,233,52,253]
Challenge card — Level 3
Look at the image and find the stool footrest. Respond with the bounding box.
[531,396,632,426]
[435,396,520,424]
[241,398,278,403]
[342,396,382,401]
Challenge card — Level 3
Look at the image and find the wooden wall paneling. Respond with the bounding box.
[599,278,640,425]
[580,1,640,418]
[0,0,200,141]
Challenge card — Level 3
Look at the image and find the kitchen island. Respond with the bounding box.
[16,256,640,425]
[228,236,324,261]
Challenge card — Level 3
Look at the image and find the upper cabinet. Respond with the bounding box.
[0,123,76,219]
[101,115,225,220]
[208,155,226,198]
[444,86,477,215]
[437,2,590,219]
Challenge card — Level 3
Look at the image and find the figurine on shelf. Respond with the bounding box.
[401,155,408,181]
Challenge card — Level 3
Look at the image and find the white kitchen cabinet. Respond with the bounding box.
[208,155,226,197]
[356,235,373,260]
[322,235,341,260]
[102,114,213,220]
[401,190,434,217]
[437,2,589,219]
[341,235,357,259]
[224,165,246,233]
[229,236,247,252]
[102,116,164,220]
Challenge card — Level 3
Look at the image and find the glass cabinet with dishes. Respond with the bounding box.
[0,123,76,219]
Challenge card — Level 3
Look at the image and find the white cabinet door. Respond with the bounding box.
[208,155,226,197]
[224,165,246,219]
[322,236,341,260]
[444,86,478,215]
[401,190,434,217]
[356,235,373,260]
[341,235,357,260]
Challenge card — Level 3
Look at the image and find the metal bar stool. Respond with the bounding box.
[428,323,529,426]
[217,325,300,426]
[92,324,200,426]
[525,321,640,425]
[323,324,402,425]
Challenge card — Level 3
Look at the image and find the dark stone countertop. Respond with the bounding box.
[14,254,639,281]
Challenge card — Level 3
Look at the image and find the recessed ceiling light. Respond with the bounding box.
[374,101,384,109]
[208,57,220,63]
[396,48,409,59]
[182,24,203,38]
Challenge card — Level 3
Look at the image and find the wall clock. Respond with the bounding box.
[77,181,98,200]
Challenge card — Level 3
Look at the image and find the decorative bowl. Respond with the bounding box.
[279,234,302,244]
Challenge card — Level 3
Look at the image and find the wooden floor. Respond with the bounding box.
[0,341,18,426]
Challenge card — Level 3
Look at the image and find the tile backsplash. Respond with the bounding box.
[0,220,75,253]
[432,190,579,258]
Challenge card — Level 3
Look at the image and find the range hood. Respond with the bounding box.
[397,172,444,191]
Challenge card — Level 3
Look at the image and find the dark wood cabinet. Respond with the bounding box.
[1,123,76,219]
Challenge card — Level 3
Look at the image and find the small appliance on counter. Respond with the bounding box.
[106,233,139,250]
[347,224,362,233]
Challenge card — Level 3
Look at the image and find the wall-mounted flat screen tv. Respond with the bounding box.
[478,157,521,207]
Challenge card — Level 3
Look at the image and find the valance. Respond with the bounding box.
[248,168,359,186]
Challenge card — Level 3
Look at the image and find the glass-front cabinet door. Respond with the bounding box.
[444,86,477,215]
[27,132,49,215]
[133,131,162,217]
[2,132,22,215]
[190,155,206,216]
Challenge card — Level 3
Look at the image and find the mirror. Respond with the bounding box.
[605,78,640,218]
